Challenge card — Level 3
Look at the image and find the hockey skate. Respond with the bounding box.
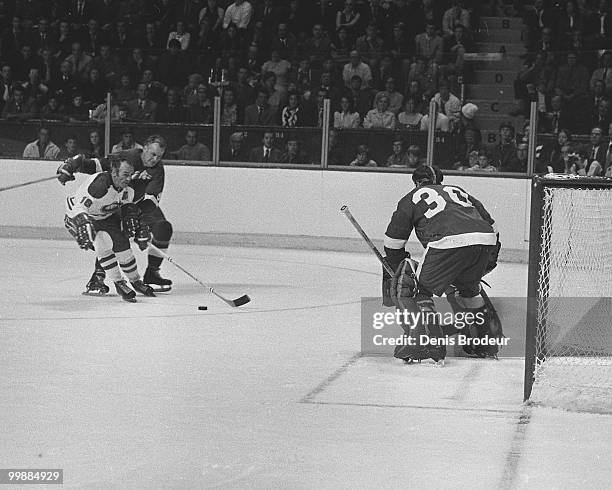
[114,280,137,303]
[143,267,172,292]
[82,269,110,296]
[131,280,156,297]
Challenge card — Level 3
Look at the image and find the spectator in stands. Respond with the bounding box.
[22,126,60,159]
[442,1,471,37]
[406,144,423,167]
[109,19,134,53]
[604,122,612,175]
[221,87,240,125]
[386,22,414,83]
[243,44,261,80]
[453,127,481,168]
[331,26,353,63]
[363,94,396,129]
[1,85,38,120]
[13,44,40,83]
[582,125,607,174]
[244,89,276,125]
[372,54,397,91]
[414,22,443,69]
[318,71,342,109]
[64,42,92,82]
[327,128,344,165]
[127,48,153,89]
[167,19,191,51]
[523,0,556,51]
[407,56,439,97]
[91,44,120,87]
[21,68,49,107]
[112,128,143,153]
[304,23,332,68]
[31,17,52,56]
[171,129,211,162]
[355,22,384,72]
[113,74,136,106]
[336,0,361,39]
[199,0,225,32]
[454,102,480,142]
[272,23,298,61]
[2,16,27,60]
[81,68,108,108]
[557,1,584,39]
[281,136,310,164]
[376,77,403,115]
[590,51,612,94]
[0,63,13,113]
[53,60,80,106]
[420,110,451,132]
[343,51,373,89]
[386,138,410,167]
[58,134,80,160]
[157,88,188,123]
[280,91,303,127]
[489,122,521,172]
[350,144,377,166]
[40,96,65,121]
[586,0,612,49]
[189,84,213,124]
[127,83,157,122]
[261,72,285,113]
[157,39,190,88]
[554,52,590,110]
[249,130,282,163]
[182,74,202,108]
[541,95,572,134]
[432,83,461,126]
[140,70,167,104]
[140,22,165,55]
[85,129,103,158]
[443,24,474,76]
[397,97,423,130]
[467,149,498,173]
[333,95,361,129]
[225,131,248,161]
[65,93,89,122]
[261,50,292,93]
[223,0,253,32]
[538,128,572,173]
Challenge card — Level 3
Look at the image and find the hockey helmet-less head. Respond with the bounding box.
[412,165,444,186]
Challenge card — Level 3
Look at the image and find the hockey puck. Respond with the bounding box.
[198,306,208,311]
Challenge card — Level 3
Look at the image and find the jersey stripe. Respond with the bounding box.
[384,235,407,249]
[427,232,498,249]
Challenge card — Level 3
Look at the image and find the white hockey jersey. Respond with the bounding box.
[66,172,135,221]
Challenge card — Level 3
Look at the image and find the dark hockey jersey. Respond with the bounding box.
[79,149,165,206]
[384,184,496,251]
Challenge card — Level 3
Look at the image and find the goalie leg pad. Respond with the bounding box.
[390,258,418,310]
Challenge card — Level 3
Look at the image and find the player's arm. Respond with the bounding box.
[383,201,414,271]
[56,154,109,184]
[65,174,110,250]
[134,165,165,213]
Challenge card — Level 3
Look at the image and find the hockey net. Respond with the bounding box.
[525,176,612,413]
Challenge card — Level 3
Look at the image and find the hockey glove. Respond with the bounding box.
[134,224,151,251]
[121,204,140,237]
[72,213,95,250]
[56,154,83,185]
[390,258,418,310]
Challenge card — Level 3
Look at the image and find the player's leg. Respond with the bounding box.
[105,216,155,297]
[92,229,136,302]
[141,207,173,289]
[451,245,501,358]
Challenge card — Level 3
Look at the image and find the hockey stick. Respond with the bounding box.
[340,205,395,276]
[147,244,251,308]
[0,175,57,193]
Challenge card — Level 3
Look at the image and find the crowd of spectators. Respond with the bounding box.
[514,0,612,135]
[1,0,611,174]
[0,0,486,129]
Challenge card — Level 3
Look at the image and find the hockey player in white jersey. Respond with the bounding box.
[64,154,155,302]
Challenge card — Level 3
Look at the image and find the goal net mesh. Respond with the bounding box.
[531,185,612,413]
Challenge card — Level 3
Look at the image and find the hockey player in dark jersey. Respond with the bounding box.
[57,135,173,294]
[383,165,500,363]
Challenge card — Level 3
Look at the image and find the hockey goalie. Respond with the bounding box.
[382,165,503,364]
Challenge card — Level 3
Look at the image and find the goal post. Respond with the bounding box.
[525,175,612,413]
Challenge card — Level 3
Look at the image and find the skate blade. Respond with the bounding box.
[147,284,171,292]
[434,359,445,367]
[121,297,137,303]
[82,291,110,297]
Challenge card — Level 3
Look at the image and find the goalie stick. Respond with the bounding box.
[340,204,501,333]
[148,244,251,308]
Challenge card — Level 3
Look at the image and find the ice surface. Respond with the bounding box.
[0,238,610,488]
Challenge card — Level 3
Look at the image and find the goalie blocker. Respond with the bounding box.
[383,166,503,362]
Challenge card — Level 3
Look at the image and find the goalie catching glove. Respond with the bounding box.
[56,154,84,185]
[66,212,95,250]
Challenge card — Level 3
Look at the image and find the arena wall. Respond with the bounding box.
[0,160,530,261]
